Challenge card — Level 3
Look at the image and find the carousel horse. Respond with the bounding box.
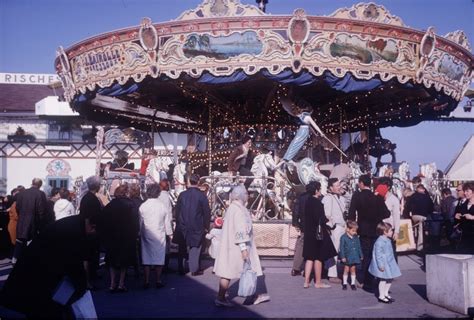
[389,161,410,200]
[268,157,328,219]
[203,171,237,218]
[419,163,444,205]
[146,156,172,185]
[346,161,364,193]
[345,129,397,171]
[250,152,277,189]
[397,161,410,181]
[419,162,437,195]
[172,161,187,195]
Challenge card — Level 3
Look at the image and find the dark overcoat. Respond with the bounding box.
[175,187,211,247]
[98,197,139,267]
[15,187,47,240]
[348,189,390,238]
[0,215,88,318]
[303,196,338,261]
[79,191,102,225]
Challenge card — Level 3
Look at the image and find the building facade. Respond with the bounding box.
[0,72,192,195]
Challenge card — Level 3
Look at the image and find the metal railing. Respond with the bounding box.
[199,174,291,221]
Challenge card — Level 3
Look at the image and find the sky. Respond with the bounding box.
[0,0,472,175]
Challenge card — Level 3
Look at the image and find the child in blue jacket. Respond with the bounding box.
[369,222,402,303]
[339,220,363,290]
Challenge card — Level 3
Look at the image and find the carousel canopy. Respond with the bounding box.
[55,0,473,134]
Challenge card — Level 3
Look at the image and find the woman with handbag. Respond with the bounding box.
[303,181,338,289]
[213,185,270,307]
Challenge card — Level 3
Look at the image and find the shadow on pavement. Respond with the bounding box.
[0,257,265,318]
[408,284,428,301]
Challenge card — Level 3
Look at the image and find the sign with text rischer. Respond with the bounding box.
[0,73,60,85]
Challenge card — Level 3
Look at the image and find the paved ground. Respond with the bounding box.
[0,254,468,318]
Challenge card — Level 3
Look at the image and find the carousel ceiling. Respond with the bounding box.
[55,0,473,134]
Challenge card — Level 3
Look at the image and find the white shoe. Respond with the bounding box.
[253,294,271,305]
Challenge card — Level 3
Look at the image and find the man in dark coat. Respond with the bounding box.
[13,178,47,263]
[0,215,92,318]
[348,174,390,291]
[175,173,211,276]
[440,188,456,248]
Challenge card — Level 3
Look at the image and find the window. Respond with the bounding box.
[48,124,72,141]
[47,178,69,189]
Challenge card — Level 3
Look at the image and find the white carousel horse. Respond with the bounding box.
[146,156,172,185]
[419,162,437,193]
[271,157,328,220]
[378,164,390,178]
[419,162,443,205]
[398,161,410,181]
[390,161,410,200]
[420,162,437,181]
[346,161,364,194]
[294,157,328,196]
[172,161,187,195]
[250,153,277,189]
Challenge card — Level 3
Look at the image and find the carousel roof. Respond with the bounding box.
[55,0,473,134]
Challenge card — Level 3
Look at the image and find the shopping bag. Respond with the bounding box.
[238,260,257,297]
[71,290,97,319]
[52,276,75,306]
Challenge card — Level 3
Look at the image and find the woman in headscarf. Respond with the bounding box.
[213,185,270,307]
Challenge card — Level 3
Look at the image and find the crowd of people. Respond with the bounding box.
[0,164,473,315]
[290,175,474,299]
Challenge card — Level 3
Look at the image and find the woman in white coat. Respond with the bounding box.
[213,185,270,307]
[139,184,173,288]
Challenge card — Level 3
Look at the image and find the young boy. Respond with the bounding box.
[339,220,363,290]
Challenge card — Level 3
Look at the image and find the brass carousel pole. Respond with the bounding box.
[208,105,212,176]
[366,123,370,172]
[339,107,343,163]
[95,126,104,176]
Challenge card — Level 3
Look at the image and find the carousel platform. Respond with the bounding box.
[253,220,298,256]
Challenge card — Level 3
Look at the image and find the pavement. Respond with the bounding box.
[0,254,468,318]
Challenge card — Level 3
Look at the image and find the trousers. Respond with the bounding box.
[187,245,202,273]
[327,225,345,278]
[359,236,376,288]
[292,233,305,271]
[412,215,427,251]
[283,125,309,161]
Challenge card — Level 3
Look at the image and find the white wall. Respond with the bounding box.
[5,158,96,191]
[1,131,190,193]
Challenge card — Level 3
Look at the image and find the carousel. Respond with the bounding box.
[55,0,472,254]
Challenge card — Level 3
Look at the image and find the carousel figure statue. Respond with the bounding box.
[277,95,346,169]
[277,96,326,165]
